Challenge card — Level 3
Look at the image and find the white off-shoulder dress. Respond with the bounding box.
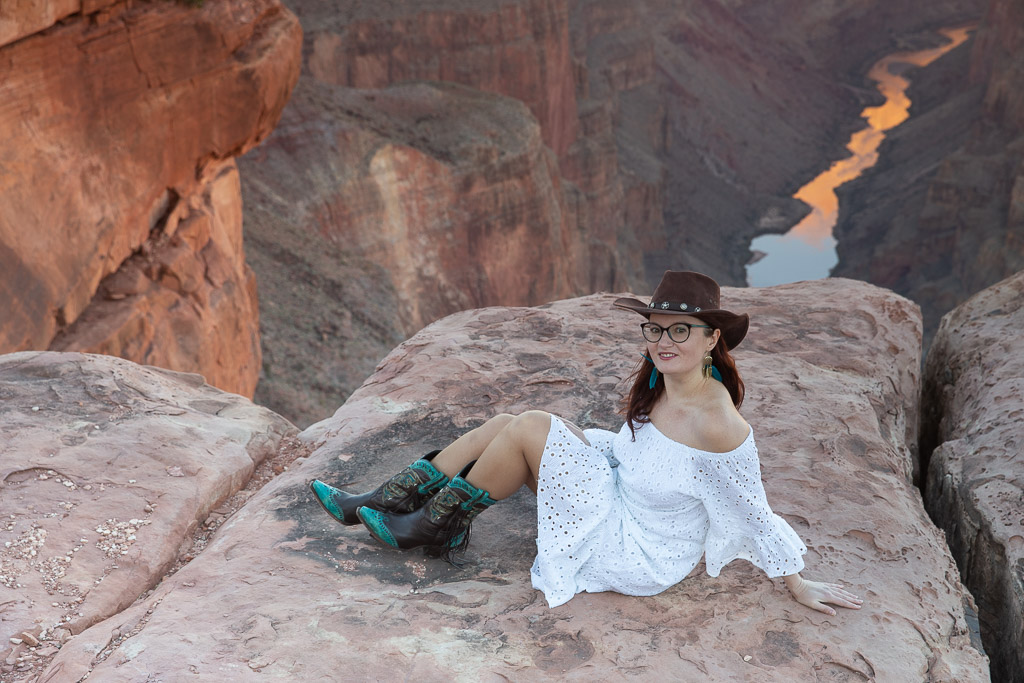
[530,416,807,608]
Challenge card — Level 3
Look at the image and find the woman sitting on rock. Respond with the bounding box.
[310,271,863,613]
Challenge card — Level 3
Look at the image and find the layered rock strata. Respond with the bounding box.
[43,281,988,680]
[242,79,584,426]
[571,0,986,287]
[0,0,302,397]
[241,0,643,426]
[922,270,1024,683]
[0,352,296,679]
[834,0,1024,344]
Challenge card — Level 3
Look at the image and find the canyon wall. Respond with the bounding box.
[577,0,987,287]
[246,0,985,427]
[242,0,646,426]
[0,0,302,397]
[36,281,989,680]
[243,78,586,424]
[833,0,1023,343]
[921,271,1024,683]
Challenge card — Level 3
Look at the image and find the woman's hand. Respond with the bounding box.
[783,573,863,616]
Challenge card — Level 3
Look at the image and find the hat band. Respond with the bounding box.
[647,300,708,312]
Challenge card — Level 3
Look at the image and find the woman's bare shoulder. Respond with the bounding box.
[698,390,750,454]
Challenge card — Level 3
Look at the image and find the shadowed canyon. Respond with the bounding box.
[1,0,1022,680]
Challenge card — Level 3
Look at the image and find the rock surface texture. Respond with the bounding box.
[0,352,296,680]
[41,281,988,681]
[834,0,1024,345]
[922,270,1024,683]
[0,0,302,398]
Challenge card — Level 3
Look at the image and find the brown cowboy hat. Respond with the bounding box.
[614,271,749,350]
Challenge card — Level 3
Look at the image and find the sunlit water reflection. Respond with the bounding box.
[746,26,972,287]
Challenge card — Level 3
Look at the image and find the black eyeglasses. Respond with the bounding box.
[641,321,712,343]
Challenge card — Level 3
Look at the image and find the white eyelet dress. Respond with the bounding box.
[530,416,808,608]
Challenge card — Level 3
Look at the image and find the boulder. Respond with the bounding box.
[42,280,987,680]
[0,0,302,398]
[0,352,296,679]
[922,269,1024,683]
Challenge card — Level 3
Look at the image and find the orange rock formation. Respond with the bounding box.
[0,0,302,397]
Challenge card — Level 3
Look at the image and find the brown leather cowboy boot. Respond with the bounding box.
[356,461,496,563]
[309,450,448,525]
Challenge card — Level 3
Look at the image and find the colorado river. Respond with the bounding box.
[746,26,973,287]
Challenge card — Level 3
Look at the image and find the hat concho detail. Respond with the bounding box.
[680,303,687,310]
[694,307,701,312]
[660,302,670,309]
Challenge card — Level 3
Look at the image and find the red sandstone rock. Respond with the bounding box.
[304,0,577,157]
[0,351,296,678]
[0,0,302,397]
[242,79,610,426]
[44,280,987,680]
[49,160,266,398]
[0,0,79,47]
[241,0,649,426]
[923,270,1024,683]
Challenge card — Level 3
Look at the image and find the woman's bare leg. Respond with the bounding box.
[430,413,515,478]
[462,410,552,500]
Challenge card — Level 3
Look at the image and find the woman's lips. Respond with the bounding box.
[658,352,677,360]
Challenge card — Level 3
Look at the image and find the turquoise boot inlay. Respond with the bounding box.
[308,450,447,526]
[357,507,398,548]
[310,479,345,522]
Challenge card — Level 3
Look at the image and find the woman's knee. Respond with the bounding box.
[490,413,516,429]
[509,410,551,443]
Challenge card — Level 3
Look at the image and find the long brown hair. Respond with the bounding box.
[622,330,745,440]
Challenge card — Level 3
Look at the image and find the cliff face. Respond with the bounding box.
[922,270,1024,683]
[243,79,585,423]
[832,0,1024,344]
[0,0,302,397]
[243,0,645,426]
[572,0,987,287]
[33,281,988,680]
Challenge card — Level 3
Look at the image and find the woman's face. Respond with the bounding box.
[645,313,720,377]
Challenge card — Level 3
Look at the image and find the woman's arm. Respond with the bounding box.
[783,573,863,616]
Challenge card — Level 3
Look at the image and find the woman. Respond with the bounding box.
[310,271,863,614]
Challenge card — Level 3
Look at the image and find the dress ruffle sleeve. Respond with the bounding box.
[695,439,807,578]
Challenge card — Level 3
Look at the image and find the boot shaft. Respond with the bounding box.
[358,462,496,562]
[380,455,449,508]
[426,475,496,525]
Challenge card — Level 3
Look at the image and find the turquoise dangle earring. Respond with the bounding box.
[643,354,659,389]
